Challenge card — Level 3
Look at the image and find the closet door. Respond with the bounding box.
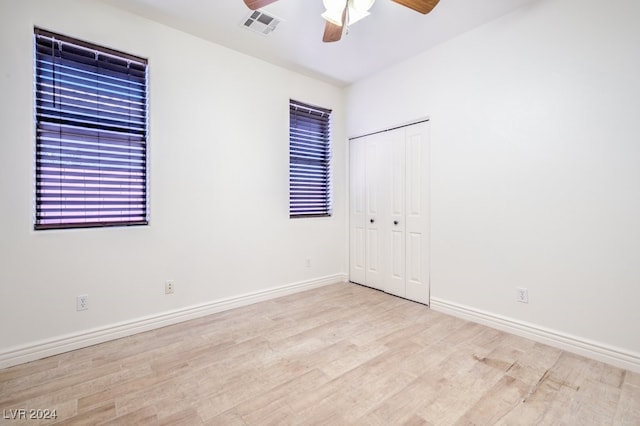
[363,133,386,290]
[349,121,430,305]
[384,129,406,298]
[349,138,366,285]
[404,122,430,304]
[349,133,388,291]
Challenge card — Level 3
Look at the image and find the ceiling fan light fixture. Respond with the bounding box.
[345,7,369,25]
[322,0,346,12]
[349,0,375,25]
[322,0,375,27]
[321,9,344,26]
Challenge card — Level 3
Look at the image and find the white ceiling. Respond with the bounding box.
[101,0,537,86]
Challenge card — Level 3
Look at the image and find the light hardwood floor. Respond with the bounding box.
[1,283,639,425]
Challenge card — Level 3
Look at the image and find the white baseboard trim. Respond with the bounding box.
[0,273,347,370]
[430,297,640,373]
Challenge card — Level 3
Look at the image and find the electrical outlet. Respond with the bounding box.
[165,280,174,295]
[516,287,529,304]
[76,294,89,311]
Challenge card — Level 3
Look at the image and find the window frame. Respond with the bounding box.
[289,99,332,219]
[33,28,149,230]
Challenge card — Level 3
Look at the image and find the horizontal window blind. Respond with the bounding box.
[34,28,148,230]
[289,100,332,218]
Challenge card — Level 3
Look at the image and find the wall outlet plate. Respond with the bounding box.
[77,294,89,311]
[516,287,529,304]
[165,280,174,295]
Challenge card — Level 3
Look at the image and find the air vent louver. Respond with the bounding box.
[242,10,281,35]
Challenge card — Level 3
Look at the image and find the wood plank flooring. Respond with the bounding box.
[1,283,639,425]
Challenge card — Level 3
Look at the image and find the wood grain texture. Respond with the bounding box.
[1,282,638,425]
[323,21,344,43]
[243,0,278,11]
[392,0,440,15]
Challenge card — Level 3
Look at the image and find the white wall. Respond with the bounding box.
[348,0,640,362]
[0,0,346,362]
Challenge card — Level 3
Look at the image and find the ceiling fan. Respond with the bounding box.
[243,0,440,43]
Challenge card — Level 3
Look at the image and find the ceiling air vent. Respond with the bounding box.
[242,10,281,36]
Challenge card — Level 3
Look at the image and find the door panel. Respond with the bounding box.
[407,136,422,217]
[352,227,366,279]
[366,228,382,289]
[406,232,428,304]
[385,129,406,297]
[405,123,430,304]
[364,135,384,290]
[386,228,405,297]
[349,139,366,285]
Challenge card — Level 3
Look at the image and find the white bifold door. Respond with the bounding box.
[349,121,430,304]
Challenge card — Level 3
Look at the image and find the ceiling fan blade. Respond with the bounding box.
[323,21,343,43]
[322,4,346,43]
[392,0,440,14]
[243,0,279,10]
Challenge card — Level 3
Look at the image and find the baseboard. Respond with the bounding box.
[0,273,348,370]
[430,297,640,373]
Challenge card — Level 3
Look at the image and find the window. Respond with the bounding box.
[34,28,148,230]
[289,99,332,218]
